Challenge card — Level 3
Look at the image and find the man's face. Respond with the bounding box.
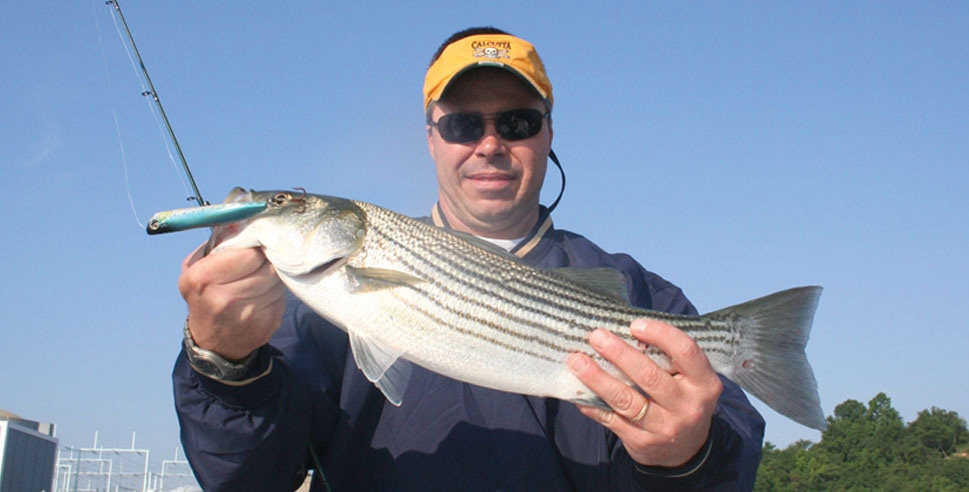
[427,68,552,239]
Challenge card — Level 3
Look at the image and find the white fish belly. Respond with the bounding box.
[282,267,597,403]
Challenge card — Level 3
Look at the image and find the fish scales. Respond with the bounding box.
[354,201,736,391]
[148,188,827,430]
[362,202,731,351]
[364,203,637,335]
[337,205,635,399]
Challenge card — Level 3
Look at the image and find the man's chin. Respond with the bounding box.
[466,201,538,233]
[470,200,518,221]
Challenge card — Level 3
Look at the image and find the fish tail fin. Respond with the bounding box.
[705,286,827,430]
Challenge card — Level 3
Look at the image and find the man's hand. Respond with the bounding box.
[178,244,287,361]
[568,319,723,468]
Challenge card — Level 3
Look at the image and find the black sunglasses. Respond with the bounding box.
[429,108,549,143]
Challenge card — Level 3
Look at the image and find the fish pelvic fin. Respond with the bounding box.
[706,286,827,430]
[349,332,412,406]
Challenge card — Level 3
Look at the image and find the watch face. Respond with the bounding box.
[184,334,254,381]
[192,357,226,380]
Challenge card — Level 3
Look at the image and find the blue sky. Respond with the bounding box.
[2,0,967,467]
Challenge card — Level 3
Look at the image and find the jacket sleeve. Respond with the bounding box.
[615,271,767,491]
[173,294,347,491]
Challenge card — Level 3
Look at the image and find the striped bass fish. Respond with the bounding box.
[148,187,826,430]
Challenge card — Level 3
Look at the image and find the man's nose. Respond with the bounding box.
[474,121,506,156]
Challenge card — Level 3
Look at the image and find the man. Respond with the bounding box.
[174,27,765,491]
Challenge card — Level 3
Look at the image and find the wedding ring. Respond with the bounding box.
[629,399,650,422]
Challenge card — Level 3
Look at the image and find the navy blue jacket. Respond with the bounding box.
[174,206,765,491]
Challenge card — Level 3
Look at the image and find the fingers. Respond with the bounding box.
[569,351,651,422]
[568,320,723,420]
[568,352,660,459]
[182,242,207,269]
[629,319,718,383]
[180,247,271,295]
[570,325,674,414]
[179,246,286,361]
[569,320,723,467]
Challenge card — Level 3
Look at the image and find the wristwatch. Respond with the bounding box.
[183,320,259,381]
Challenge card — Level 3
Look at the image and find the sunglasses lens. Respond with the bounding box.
[434,109,545,143]
[495,109,543,141]
[438,113,484,143]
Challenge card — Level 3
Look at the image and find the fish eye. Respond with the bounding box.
[271,193,290,206]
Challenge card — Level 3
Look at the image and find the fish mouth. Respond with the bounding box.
[204,222,245,255]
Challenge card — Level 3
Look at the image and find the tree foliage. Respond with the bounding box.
[755,393,969,492]
[910,407,969,457]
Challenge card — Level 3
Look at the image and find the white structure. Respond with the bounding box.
[53,432,199,492]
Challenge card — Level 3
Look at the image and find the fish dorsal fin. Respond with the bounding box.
[551,267,630,304]
[348,332,412,406]
[346,266,425,293]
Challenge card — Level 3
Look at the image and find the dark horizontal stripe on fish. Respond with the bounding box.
[371,223,738,361]
[395,291,563,364]
[391,241,738,361]
[390,254,588,351]
[377,234,635,343]
[687,334,734,357]
[364,223,615,333]
[359,206,668,320]
[365,217,672,334]
[361,206,738,357]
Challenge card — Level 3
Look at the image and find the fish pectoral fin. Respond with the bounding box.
[550,267,630,304]
[346,266,425,293]
[349,332,412,406]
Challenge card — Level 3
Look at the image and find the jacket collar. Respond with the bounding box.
[431,202,554,259]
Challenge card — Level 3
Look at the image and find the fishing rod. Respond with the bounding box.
[108,6,335,489]
[107,0,207,206]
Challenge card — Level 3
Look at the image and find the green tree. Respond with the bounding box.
[909,407,969,456]
[754,393,969,492]
[755,440,814,492]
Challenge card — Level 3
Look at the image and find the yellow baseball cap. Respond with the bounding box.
[423,34,553,111]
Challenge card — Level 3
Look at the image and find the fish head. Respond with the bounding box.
[209,187,367,277]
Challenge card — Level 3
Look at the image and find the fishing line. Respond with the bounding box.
[94,0,191,228]
[106,0,207,206]
[107,8,193,202]
[113,109,146,229]
[92,0,148,228]
[98,5,336,487]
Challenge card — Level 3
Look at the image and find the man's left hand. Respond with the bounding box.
[568,319,723,468]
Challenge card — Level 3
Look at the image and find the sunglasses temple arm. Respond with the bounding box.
[546,149,565,213]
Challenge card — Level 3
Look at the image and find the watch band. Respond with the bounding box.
[183,320,259,381]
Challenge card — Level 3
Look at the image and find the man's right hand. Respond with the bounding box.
[178,244,287,361]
